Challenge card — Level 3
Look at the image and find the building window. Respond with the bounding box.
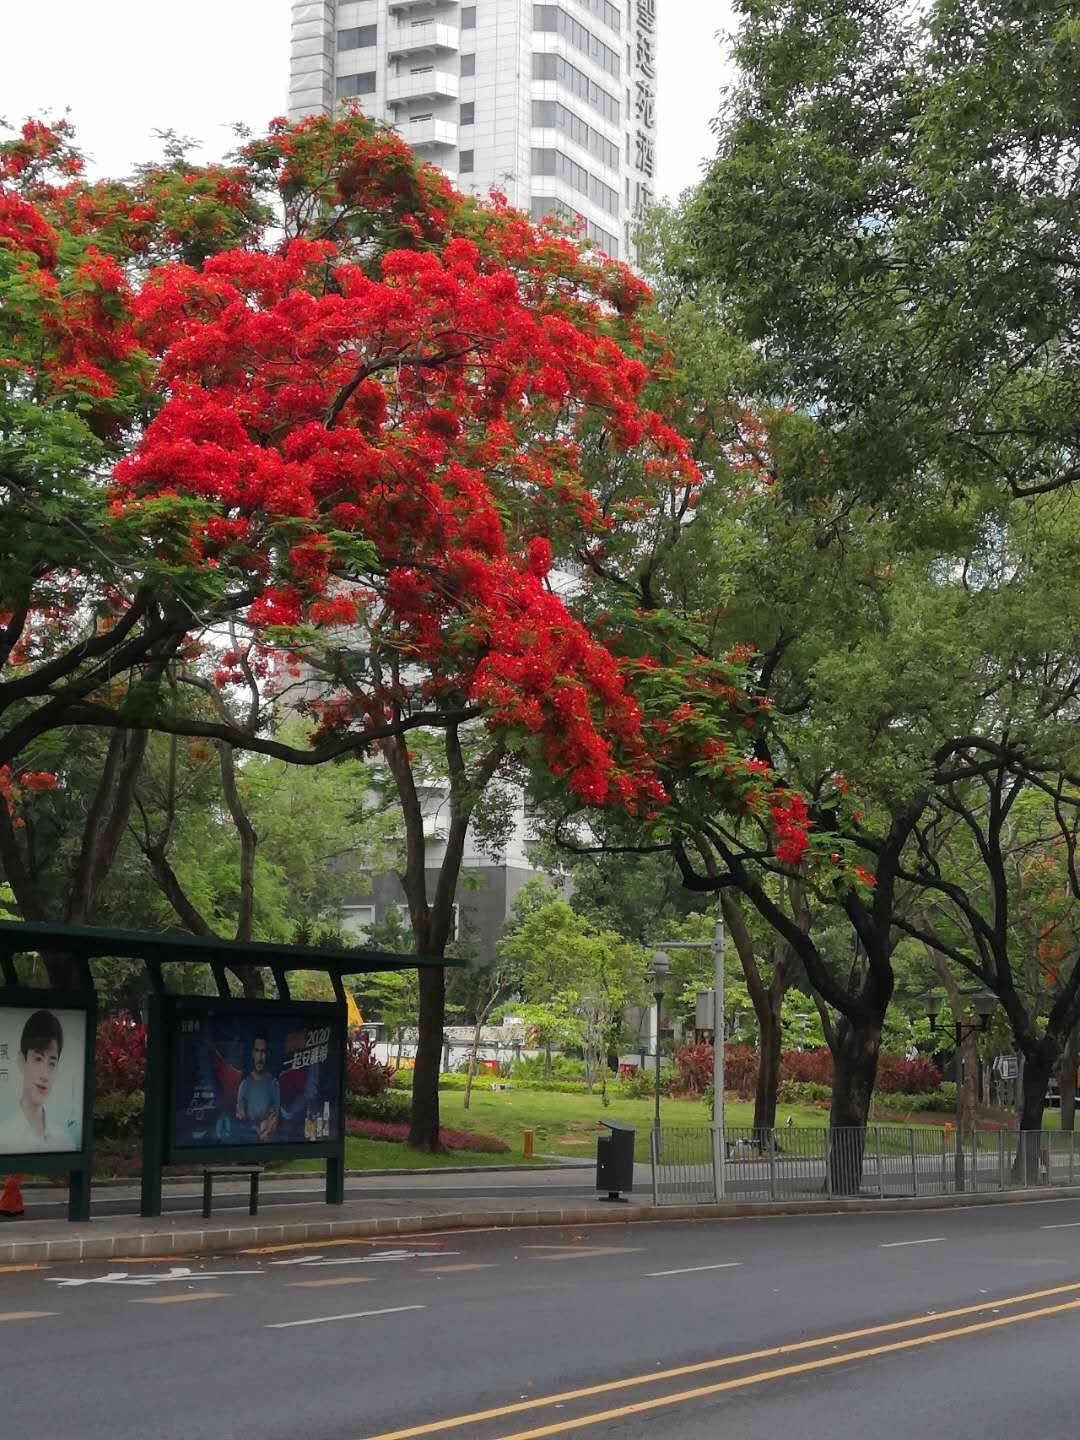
[461,52,476,76]
[341,905,376,940]
[531,53,620,124]
[531,197,618,258]
[337,71,377,97]
[337,25,377,50]
[461,6,477,26]
[531,148,618,215]
[459,149,475,172]
[579,0,622,29]
[460,101,475,124]
[531,99,619,170]
[532,5,620,78]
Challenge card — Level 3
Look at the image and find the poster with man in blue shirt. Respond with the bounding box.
[236,1035,280,1141]
[171,1004,341,1149]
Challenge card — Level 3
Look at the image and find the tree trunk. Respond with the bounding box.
[928,949,978,1135]
[583,1029,597,1094]
[1013,1045,1055,1183]
[754,1006,783,1140]
[463,1017,483,1111]
[0,731,147,986]
[232,965,265,999]
[1060,1026,1077,1134]
[958,1028,979,1137]
[66,729,148,925]
[409,967,445,1150]
[827,1017,881,1194]
[720,893,790,1144]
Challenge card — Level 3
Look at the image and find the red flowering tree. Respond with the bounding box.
[0,111,766,1146]
[530,216,942,1187]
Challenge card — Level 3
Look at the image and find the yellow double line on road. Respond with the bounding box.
[366,1279,1080,1440]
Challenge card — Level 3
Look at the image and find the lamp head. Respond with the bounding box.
[648,950,671,988]
[972,990,997,1026]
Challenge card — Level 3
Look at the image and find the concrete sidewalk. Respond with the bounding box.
[6,1169,1080,1266]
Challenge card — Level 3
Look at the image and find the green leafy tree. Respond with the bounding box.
[499,896,647,1099]
[692,0,1080,508]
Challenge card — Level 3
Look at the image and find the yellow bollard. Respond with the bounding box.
[523,1127,535,1159]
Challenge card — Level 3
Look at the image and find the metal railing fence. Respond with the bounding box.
[650,1124,1080,1205]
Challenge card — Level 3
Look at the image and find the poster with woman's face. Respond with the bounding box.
[0,1007,86,1154]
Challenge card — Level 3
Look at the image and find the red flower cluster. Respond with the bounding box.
[0,765,58,824]
[769,790,811,865]
[101,129,696,810]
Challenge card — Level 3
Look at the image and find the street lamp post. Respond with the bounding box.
[646,951,670,1135]
[923,988,997,1191]
[649,906,726,1199]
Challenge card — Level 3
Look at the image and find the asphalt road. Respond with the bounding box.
[4,1198,1080,1439]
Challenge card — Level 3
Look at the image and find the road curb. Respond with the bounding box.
[5,1183,1080,1266]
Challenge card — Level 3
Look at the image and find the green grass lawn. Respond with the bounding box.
[283,1088,1068,1175]
[279,1134,542,1173]
[90,1092,1063,1178]
[436,1087,834,1162]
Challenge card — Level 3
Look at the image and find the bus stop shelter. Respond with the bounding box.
[0,920,459,1221]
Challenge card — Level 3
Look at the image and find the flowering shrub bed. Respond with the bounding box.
[672,1043,943,1099]
[345,1117,509,1152]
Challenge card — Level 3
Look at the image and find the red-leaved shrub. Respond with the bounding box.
[95,1013,147,1098]
[723,1044,760,1099]
[345,1117,508,1152]
[345,1031,394,1098]
[669,1044,760,1100]
[780,1048,834,1085]
[672,1042,713,1095]
[874,1053,943,1094]
[668,1042,943,1101]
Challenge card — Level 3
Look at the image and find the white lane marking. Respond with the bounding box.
[646,1263,743,1277]
[879,1238,947,1249]
[1041,1222,1080,1230]
[297,1250,458,1268]
[133,1291,232,1306]
[269,1255,325,1266]
[266,1304,425,1329]
[49,1266,261,1288]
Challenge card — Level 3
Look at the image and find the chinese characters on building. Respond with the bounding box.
[630,0,657,255]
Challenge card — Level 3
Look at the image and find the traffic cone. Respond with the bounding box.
[0,1173,25,1218]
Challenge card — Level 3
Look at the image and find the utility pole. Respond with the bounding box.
[713,903,725,1198]
[651,901,726,1200]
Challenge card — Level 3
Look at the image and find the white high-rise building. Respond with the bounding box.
[288,0,658,264]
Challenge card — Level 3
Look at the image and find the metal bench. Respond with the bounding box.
[201,1164,263,1219]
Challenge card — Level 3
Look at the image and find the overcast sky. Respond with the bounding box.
[0,2,732,199]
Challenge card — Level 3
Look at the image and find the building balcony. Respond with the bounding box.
[386,69,460,104]
[389,0,458,11]
[388,21,460,57]
[403,116,459,150]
